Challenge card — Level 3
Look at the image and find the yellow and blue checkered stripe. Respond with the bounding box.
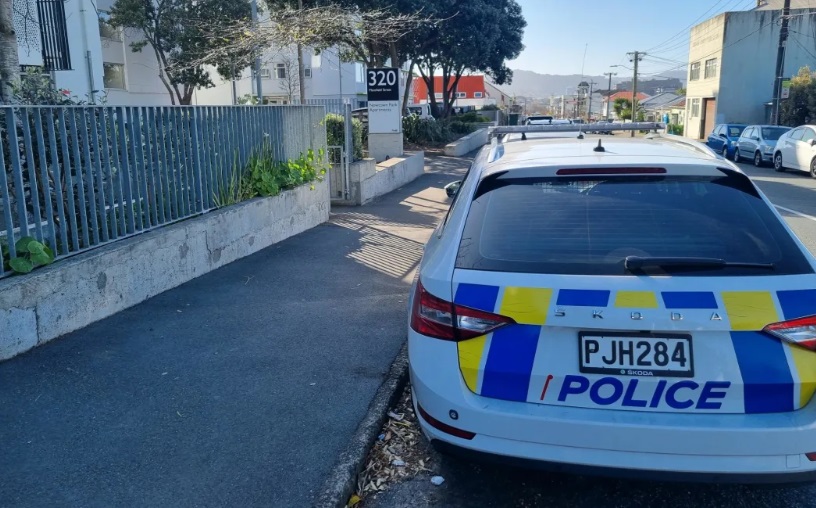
[454,285,816,413]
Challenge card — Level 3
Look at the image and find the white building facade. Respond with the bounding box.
[685,6,816,139]
[13,0,170,104]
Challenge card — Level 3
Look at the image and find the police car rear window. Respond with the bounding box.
[456,174,813,276]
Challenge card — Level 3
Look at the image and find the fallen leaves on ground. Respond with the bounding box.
[347,384,437,507]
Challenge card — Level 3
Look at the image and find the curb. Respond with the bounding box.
[312,342,410,508]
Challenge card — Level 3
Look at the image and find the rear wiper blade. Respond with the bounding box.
[624,256,775,271]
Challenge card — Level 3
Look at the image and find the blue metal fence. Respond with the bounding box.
[0,105,327,278]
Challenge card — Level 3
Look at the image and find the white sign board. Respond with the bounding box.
[369,101,401,134]
[367,68,402,134]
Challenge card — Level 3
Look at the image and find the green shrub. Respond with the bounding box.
[480,104,500,111]
[668,124,684,136]
[456,111,491,123]
[325,113,364,161]
[403,116,452,145]
[449,121,476,135]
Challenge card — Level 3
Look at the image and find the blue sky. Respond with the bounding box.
[509,0,761,76]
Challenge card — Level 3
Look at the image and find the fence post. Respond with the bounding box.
[190,107,205,212]
[343,101,353,200]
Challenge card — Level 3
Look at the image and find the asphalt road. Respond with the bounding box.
[0,154,468,508]
[368,160,816,508]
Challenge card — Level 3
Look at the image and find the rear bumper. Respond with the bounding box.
[409,332,816,480]
[430,439,816,484]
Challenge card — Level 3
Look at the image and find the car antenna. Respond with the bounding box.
[593,139,605,152]
[577,122,584,139]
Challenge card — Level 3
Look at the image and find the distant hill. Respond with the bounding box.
[498,69,688,99]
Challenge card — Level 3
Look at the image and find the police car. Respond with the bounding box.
[408,123,816,482]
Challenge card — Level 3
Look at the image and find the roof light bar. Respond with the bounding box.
[490,122,664,138]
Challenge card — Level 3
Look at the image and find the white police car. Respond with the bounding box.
[408,123,816,482]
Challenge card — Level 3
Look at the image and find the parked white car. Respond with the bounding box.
[773,124,816,177]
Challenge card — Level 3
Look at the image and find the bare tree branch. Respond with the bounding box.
[182,5,436,71]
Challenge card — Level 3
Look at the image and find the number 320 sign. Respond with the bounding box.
[366,68,399,102]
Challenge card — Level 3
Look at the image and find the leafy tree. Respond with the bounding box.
[109,0,253,104]
[409,0,525,118]
[613,98,631,118]
[675,87,686,96]
[780,66,816,127]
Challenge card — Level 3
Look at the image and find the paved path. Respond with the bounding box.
[0,155,469,508]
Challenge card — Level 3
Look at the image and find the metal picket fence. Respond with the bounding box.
[0,105,327,278]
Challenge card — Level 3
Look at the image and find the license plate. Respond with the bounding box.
[579,332,694,377]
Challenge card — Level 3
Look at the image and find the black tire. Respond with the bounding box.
[733,148,741,163]
[811,157,816,179]
[774,153,785,172]
[721,146,728,158]
[754,151,763,167]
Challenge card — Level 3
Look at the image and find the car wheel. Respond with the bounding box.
[754,152,763,167]
[733,148,741,163]
[774,153,785,172]
[811,157,816,179]
[721,146,728,158]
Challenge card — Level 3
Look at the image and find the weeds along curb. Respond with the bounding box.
[312,342,410,508]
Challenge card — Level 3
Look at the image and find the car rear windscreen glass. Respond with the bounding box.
[456,174,813,276]
[761,127,789,141]
[728,126,745,137]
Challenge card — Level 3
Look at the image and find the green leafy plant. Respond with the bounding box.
[3,237,55,274]
[324,113,364,162]
[213,151,254,207]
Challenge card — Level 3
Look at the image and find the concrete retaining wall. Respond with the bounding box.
[0,179,330,361]
[444,128,490,157]
[336,152,424,206]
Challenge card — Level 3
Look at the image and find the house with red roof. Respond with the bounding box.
[601,91,652,120]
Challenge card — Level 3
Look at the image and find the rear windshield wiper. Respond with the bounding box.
[624,256,775,272]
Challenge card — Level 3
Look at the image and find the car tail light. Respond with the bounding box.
[807,452,816,462]
[763,315,816,351]
[417,404,476,440]
[410,280,515,341]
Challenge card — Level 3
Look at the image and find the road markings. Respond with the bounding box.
[775,205,816,223]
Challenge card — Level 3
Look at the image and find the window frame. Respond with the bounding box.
[275,63,286,79]
[704,58,718,79]
[689,62,701,81]
[456,91,467,99]
[304,68,312,78]
[801,128,816,143]
[474,91,483,98]
[690,98,701,117]
[790,128,805,140]
[102,62,126,90]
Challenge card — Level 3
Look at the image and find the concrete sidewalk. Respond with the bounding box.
[0,155,469,508]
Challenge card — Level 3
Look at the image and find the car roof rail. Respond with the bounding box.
[643,132,719,158]
[489,122,664,143]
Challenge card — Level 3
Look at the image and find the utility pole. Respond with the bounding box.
[771,0,791,125]
[604,71,617,120]
[251,0,262,101]
[627,51,645,137]
[297,0,306,103]
[586,81,597,122]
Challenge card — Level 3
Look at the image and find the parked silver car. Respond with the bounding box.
[734,125,791,166]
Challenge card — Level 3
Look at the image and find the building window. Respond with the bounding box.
[690,62,701,81]
[259,68,271,78]
[355,63,366,83]
[704,58,718,79]
[691,98,700,117]
[275,63,286,79]
[311,54,321,68]
[103,63,126,89]
[37,0,72,70]
[456,91,466,98]
[304,68,312,78]
[98,10,122,41]
[474,92,483,98]
[434,92,443,99]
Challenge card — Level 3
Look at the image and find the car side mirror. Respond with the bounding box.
[445,180,462,198]
[752,136,760,141]
[811,139,816,147]
[719,133,727,138]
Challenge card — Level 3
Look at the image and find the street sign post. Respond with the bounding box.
[366,68,401,134]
